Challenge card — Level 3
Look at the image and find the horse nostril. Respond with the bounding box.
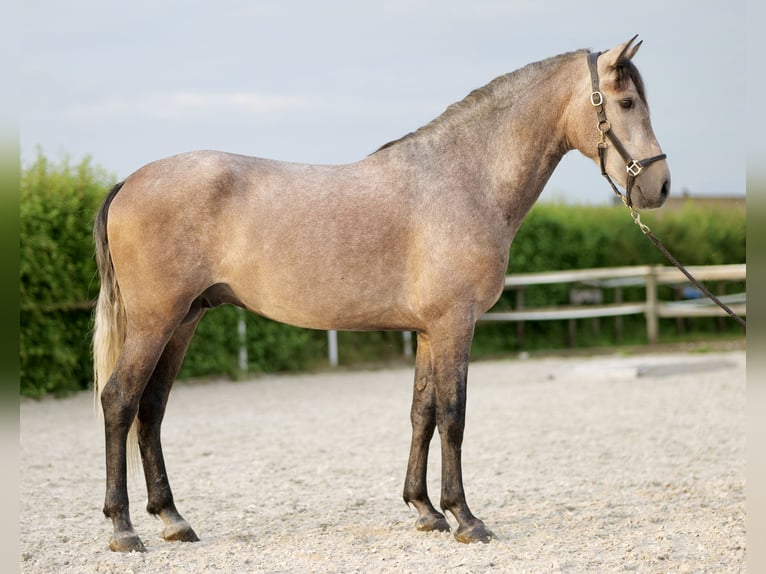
[661,180,669,201]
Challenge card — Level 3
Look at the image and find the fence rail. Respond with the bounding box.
[480,263,746,345]
[25,264,745,368]
[326,263,745,364]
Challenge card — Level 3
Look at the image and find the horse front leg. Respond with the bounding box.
[431,322,495,544]
[137,319,201,544]
[403,333,450,533]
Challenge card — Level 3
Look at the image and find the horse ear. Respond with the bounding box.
[618,34,642,60]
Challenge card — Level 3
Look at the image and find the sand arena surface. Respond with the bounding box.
[20,350,745,573]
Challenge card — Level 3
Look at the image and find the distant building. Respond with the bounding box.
[613,189,745,211]
[665,189,745,211]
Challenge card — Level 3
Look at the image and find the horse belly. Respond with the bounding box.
[229,264,415,332]
[219,218,418,331]
[222,227,506,334]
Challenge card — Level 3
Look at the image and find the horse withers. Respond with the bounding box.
[93,36,669,552]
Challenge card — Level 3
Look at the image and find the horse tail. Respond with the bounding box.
[93,181,139,470]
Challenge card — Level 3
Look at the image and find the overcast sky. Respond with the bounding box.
[19,0,745,204]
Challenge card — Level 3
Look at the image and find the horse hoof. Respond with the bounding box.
[109,533,146,553]
[162,521,200,543]
[454,521,495,544]
[415,513,451,533]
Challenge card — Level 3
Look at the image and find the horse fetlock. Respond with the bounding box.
[145,492,175,517]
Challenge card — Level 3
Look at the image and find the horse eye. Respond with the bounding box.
[620,99,634,110]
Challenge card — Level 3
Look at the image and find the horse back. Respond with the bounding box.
[106,150,507,331]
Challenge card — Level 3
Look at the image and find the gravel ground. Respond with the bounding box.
[20,349,745,573]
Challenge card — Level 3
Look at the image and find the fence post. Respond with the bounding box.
[645,266,659,344]
[614,286,623,343]
[402,331,413,358]
[237,307,248,378]
[327,330,339,367]
[515,287,525,348]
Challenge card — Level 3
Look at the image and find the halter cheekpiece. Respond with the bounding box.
[587,51,666,207]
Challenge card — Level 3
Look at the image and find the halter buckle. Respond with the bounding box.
[626,160,643,177]
[590,91,604,107]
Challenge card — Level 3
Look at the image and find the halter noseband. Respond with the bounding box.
[587,51,666,207]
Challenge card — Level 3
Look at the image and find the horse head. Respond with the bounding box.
[571,36,670,209]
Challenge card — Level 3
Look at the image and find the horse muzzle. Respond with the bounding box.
[629,159,670,210]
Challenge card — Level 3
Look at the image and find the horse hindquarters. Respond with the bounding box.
[94,182,202,551]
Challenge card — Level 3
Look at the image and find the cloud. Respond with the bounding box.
[65,91,319,122]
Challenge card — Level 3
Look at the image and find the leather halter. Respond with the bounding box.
[587,51,666,207]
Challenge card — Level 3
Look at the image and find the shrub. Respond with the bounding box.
[20,153,111,396]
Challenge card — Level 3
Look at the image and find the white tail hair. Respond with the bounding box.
[93,182,140,474]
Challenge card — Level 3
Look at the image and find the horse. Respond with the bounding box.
[93,36,669,552]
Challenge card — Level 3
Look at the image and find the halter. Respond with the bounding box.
[587,51,666,208]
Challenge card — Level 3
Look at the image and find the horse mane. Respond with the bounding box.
[373,49,589,154]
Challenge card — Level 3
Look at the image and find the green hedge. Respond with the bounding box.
[178,307,324,380]
[20,154,111,396]
[19,153,746,397]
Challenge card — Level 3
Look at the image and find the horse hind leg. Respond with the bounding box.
[403,333,451,533]
[101,328,174,552]
[137,315,203,545]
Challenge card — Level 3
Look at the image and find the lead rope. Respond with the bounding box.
[608,182,747,330]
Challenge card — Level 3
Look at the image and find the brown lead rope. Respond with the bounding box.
[613,186,747,331]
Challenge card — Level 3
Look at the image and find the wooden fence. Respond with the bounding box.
[482,263,746,344]
[326,263,746,365]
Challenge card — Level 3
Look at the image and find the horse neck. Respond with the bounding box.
[380,55,582,231]
[483,77,575,228]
